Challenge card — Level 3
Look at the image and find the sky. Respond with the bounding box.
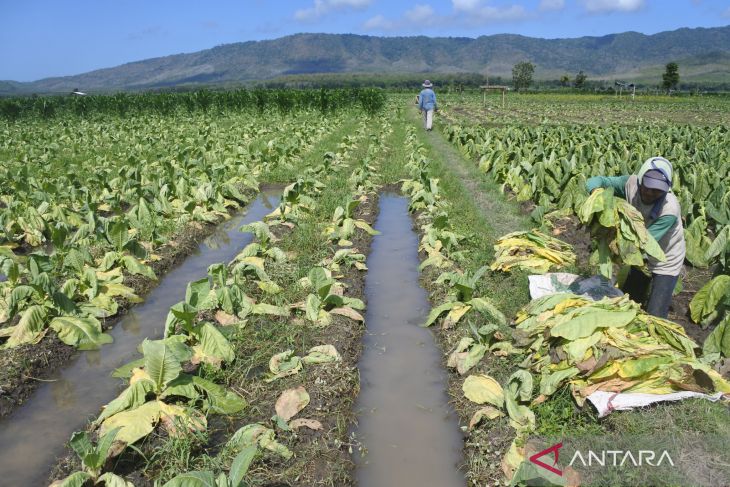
[1,0,729,82]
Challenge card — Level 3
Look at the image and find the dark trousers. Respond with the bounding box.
[621,267,678,319]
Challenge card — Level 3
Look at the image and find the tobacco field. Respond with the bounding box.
[0,90,728,486]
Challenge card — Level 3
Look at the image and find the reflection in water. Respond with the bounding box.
[85,350,101,367]
[51,379,76,409]
[121,312,141,334]
[0,189,280,487]
[260,191,274,209]
[354,194,464,486]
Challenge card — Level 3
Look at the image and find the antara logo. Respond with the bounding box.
[529,442,563,476]
[569,449,675,467]
[529,442,675,476]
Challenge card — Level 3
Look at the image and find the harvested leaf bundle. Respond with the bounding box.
[491,230,576,274]
[511,293,730,406]
[578,188,665,279]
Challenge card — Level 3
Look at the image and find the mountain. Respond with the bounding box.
[3,26,730,94]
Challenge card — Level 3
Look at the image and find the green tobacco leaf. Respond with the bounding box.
[506,370,533,403]
[50,472,93,487]
[423,301,460,327]
[95,426,122,468]
[469,297,507,325]
[690,275,730,325]
[112,358,146,378]
[539,367,580,397]
[50,316,113,350]
[121,255,156,280]
[702,314,730,358]
[229,445,258,487]
[185,278,216,310]
[107,220,129,251]
[192,376,247,414]
[684,217,711,267]
[305,294,321,322]
[68,431,93,461]
[160,375,199,401]
[550,309,636,340]
[162,471,217,487]
[196,322,235,365]
[166,301,198,336]
[228,424,292,460]
[705,226,729,263]
[97,379,156,423]
[143,340,182,393]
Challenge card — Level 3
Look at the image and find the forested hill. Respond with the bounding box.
[4,25,730,94]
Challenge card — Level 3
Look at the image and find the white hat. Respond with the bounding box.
[422,80,433,88]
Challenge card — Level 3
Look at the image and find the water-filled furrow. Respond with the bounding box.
[0,189,279,487]
[353,193,464,486]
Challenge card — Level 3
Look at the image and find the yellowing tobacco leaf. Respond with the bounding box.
[462,374,505,408]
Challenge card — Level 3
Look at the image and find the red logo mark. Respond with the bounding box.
[529,442,563,476]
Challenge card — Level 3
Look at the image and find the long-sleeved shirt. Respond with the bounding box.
[418,88,437,111]
[585,174,685,276]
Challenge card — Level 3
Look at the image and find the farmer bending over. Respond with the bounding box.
[586,157,686,318]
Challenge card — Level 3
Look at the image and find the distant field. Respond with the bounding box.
[439,92,730,126]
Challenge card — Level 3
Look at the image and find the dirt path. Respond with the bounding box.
[410,107,530,239]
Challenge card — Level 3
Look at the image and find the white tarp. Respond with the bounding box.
[587,390,726,418]
[528,273,623,301]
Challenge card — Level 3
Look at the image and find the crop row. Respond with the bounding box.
[51,115,391,485]
[0,88,387,121]
[0,112,345,361]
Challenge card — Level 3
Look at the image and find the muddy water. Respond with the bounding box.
[354,194,464,486]
[0,190,278,487]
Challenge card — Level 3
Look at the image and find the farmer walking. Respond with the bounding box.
[586,156,686,318]
[418,80,437,131]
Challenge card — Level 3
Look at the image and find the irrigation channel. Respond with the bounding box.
[354,193,464,485]
[0,189,279,487]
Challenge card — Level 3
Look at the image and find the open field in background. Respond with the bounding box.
[0,90,728,486]
[439,92,730,126]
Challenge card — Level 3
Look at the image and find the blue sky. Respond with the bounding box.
[2,0,729,81]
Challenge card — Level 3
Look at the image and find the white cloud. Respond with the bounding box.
[579,0,645,13]
[452,0,482,12]
[405,4,436,23]
[539,0,565,11]
[362,1,529,32]
[295,0,372,22]
[363,14,395,30]
[449,0,528,22]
